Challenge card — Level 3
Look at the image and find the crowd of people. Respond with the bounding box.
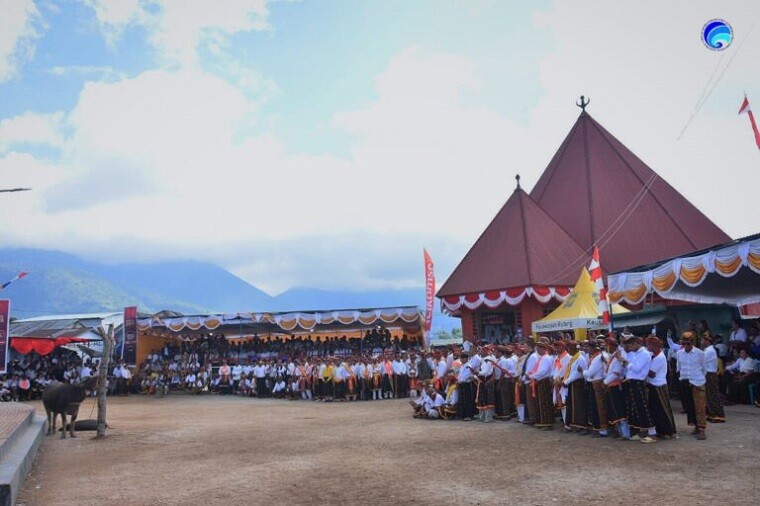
[3,320,758,441]
[1,351,98,402]
[408,322,760,445]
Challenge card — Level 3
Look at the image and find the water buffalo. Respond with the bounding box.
[42,377,97,439]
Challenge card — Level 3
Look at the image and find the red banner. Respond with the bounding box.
[0,300,9,374]
[122,306,138,365]
[423,249,435,333]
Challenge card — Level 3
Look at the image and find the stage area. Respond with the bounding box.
[17,396,759,505]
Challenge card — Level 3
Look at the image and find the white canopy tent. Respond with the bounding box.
[608,233,760,307]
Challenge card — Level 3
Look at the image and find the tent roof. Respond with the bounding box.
[137,306,424,337]
[437,187,586,297]
[530,111,731,274]
[608,232,760,306]
[532,268,628,332]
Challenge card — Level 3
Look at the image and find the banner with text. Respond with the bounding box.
[0,300,9,374]
[423,249,435,335]
[122,306,138,365]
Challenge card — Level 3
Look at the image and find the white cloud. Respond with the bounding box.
[48,65,118,78]
[86,0,270,66]
[0,0,44,82]
[0,112,65,152]
[528,1,760,240]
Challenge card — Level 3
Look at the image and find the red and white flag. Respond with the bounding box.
[423,249,435,335]
[588,247,610,327]
[738,95,760,150]
[0,271,29,291]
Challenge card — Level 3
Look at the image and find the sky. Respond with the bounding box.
[0,0,759,296]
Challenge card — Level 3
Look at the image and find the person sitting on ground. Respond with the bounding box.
[272,375,287,399]
[410,387,431,418]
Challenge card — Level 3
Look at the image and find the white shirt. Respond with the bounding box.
[563,353,587,386]
[436,359,448,379]
[391,360,407,375]
[523,352,538,383]
[625,348,651,381]
[583,354,605,382]
[726,356,756,374]
[703,346,718,374]
[603,356,624,385]
[647,351,667,387]
[730,328,748,342]
[457,362,473,382]
[479,357,494,378]
[529,353,554,381]
[552,352,571,382]
[676,347,706,387]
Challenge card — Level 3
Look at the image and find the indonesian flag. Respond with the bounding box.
[1,271,29,290]
[738,95,760,150]
[423,249,435,335]
[588,248,610,326]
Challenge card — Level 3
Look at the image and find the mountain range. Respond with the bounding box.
[0,248,457,331]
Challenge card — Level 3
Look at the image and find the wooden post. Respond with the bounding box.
[96,323,114,438]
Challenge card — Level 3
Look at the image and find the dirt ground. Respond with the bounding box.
[16,395,759,506]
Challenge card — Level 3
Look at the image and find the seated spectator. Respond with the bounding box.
[726,349,758,404]
[272,375,287,398]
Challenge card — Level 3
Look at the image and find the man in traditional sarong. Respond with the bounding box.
[521,342,538,425]
[620,335,657,443]
[604,337,631,439]
[371,358,383,400]
[552,340,571,429]
[455,353,478,421]
[312,358,324,401]
[392,355,409,399]
[645,336,677,439]
[382,355,394,399]
[583,340,609,436]
[476,346,497,423]
[675,332,708,440]
[700,335,725,422]
[432,352,447,393]
[493,346,516,419]
[562,340,588,432]
[322,358,335,402]
[529,337,556,430]
[513,345,528,423]
[345,359,359,401]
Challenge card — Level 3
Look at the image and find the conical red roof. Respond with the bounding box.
[530,112,730,274]
[437,186,586,297]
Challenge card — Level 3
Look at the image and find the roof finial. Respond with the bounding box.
[515,174,521,190]
[576,95,590,111]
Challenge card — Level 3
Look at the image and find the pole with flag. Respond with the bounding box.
[588,247,611,331]
[0,271,29,291]
[738,94,760,150]
[423,249,435,349]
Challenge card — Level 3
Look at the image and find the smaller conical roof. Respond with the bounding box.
[532,268,629,333]
[437,185,586,297]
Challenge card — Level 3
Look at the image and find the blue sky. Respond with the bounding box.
[0,0,759,299]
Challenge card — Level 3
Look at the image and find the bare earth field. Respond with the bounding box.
[17,395,759,506]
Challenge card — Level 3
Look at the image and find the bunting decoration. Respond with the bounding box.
[588,247,610,326]
[738,95,760,150]
[0,271,29,291]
